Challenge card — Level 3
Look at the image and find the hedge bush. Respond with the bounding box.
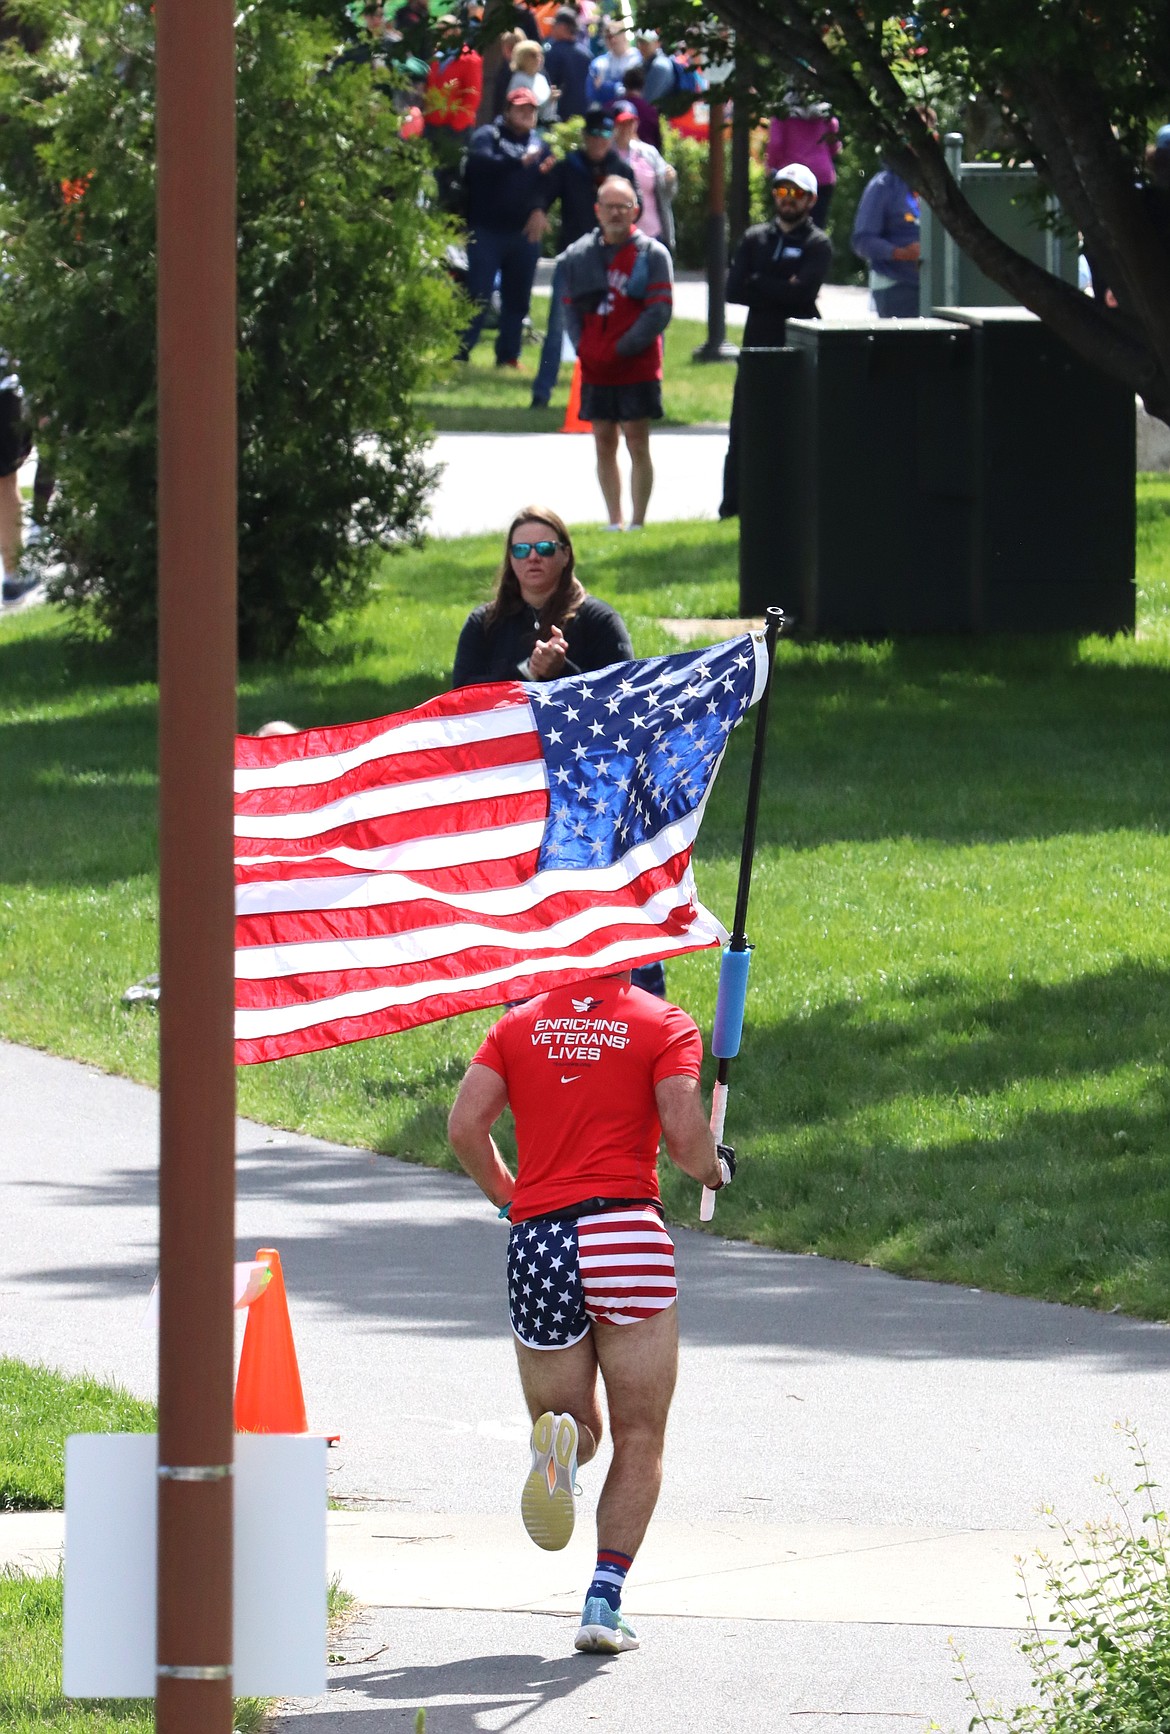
[0,0,462,660]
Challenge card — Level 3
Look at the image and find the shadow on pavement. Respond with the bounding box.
[18,1129,1170,1370]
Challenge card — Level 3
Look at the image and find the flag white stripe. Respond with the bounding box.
[235,807,708,915]
[579,1210,667,1227]
[235,759,548,840]
[236,818,547,876]
[578,1241,676,1255]
[579,1255,676,1271]
[235,701,535,794]
[234,920,724,1039]
[235,884,704,979]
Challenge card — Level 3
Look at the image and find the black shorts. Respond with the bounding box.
[0,387,31,480]
[579,380,663,425]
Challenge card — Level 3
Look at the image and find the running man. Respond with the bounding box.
[448,969,735,1653]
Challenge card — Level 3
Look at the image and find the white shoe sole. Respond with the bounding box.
[520,1411,578,1551]
[574,1620,640,1653]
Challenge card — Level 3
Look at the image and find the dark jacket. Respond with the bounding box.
[541,148,636,249]
[544,37,593,121]
[726,214,831,348]
[453,593,634,687]
[463,119,554,232]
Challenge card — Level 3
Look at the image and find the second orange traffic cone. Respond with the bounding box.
[561,360,590,434]
[234,1246,309,1434]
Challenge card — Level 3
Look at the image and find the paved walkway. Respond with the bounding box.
[5,1038,1170,1727]
[426,280,872,539]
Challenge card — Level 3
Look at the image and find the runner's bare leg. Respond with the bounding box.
[514,1332,603,1464]
[592,419,624,527]
[591,1304,677,1557]
[622,419,653,527]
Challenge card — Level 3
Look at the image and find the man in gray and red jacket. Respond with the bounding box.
[560,175,673,530]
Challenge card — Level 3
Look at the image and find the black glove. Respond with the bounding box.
[716,1143,736,1187]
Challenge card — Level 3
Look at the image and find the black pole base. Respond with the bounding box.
[692,339,740,363]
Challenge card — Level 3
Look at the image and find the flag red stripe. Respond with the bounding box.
[235,681,529,771]
[232,944,698,1064]
[233,849,544,889]
[234,918,697,1009]
[234,729,544,818]
[232,790,548,858]
[234,857,692,949]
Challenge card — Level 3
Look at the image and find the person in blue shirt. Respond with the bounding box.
[851,166,921,318]
[543,7,592,121]
[631,28,674,106]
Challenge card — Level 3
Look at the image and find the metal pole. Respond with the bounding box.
[942,131,963,306]
[698,604,785,1222]
[728,605,783,948]
[155,0,238,1729]
[693,100,739,363]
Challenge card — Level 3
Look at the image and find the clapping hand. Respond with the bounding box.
[529,624,568,680]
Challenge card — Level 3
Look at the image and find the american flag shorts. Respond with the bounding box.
[506,1205,678,1350]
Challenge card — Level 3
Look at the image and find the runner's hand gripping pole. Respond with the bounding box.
[700,606,786,1223]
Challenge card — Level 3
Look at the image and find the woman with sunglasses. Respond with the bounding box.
[452,505,633,688]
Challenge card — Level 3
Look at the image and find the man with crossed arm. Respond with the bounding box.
[448,968,735,1654]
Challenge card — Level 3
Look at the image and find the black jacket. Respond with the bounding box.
[726,215,832,348]
[452,593,634,687]
[542,148,636,249]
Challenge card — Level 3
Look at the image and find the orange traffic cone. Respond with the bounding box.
[234,1247,310,1434]
[561,360,590,434]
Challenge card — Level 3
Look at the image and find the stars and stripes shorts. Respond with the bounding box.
[506,1205,678,1351]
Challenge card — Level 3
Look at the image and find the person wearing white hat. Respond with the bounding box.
[718,163,832,518]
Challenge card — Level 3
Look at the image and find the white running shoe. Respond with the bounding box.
[574,1595,640,1652]
[520,1410,578,1551]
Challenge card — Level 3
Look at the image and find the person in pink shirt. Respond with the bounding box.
[767,101,841,229]
[611,100,677,252]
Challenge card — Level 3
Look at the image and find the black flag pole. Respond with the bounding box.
[701,604,787,1221]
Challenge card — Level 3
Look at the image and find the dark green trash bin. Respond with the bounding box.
[935,307,1135,634]
[743,319,977,634]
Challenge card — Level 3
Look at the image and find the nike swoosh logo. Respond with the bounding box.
[560,1074,583,1084]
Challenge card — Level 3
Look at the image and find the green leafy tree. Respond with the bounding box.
[0,0,462,658]
[639,1,1170,424]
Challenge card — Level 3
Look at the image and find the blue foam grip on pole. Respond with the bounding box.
[711,946,751,1058]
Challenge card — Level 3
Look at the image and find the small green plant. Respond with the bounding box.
[954,1429,1170,1733]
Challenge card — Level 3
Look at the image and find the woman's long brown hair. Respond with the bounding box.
[485,506,586,637]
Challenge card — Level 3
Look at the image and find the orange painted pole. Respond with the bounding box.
[155,0,238,1729]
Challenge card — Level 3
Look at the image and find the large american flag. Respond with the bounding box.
[234,632,769,1064]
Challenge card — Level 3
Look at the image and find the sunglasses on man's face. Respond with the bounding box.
[773,184,808,200]
[511,539,563,559]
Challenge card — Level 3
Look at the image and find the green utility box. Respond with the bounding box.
[936,308,1135,632]
[739,320,977,631]
[736,312,1135,636]
[919,135,1080,315]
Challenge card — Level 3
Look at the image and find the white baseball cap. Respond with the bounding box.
[772,162,818,196]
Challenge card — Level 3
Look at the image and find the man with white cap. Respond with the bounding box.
[718,161,832,519]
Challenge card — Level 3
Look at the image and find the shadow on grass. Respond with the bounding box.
[14,957,1170,1343]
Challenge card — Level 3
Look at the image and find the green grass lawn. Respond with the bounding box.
[0,1362,269,1733]
[0,1360,154,1512]
[3,489,1170,1315]
[419,310,736,431]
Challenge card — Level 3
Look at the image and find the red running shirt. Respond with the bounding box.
[575,238,669,386]
[472,975,703,1221]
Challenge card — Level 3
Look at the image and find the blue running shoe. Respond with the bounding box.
[520,1411,578,1551]
[574,1595,640,1653]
